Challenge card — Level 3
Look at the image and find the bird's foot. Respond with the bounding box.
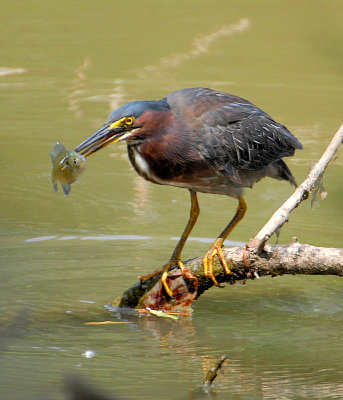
[140,259,192,297]
[203,239,232,286]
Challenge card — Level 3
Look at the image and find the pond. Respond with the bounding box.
[1,1,343,398]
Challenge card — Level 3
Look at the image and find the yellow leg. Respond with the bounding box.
[203,196,247,285]
[140,190,199,297]
[160,259,187,297]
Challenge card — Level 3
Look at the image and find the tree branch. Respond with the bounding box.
[249,123,343,249]
[113,123,343,310]
[113,241,343,309]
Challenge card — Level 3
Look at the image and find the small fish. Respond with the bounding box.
[50,142,86,195]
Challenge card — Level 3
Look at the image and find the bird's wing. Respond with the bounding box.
[166,88,302,180]
[199,102,303,173]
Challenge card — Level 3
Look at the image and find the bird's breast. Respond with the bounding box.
[126,143,244,197]
[127,145,157,183]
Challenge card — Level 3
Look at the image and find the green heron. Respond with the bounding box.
[74,87,302,296]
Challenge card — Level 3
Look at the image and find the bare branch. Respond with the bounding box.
[113,124,343,310]
[252,123,343,245]
[114,241,343,309]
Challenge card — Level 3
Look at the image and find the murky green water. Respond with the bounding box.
[1,1,343,398]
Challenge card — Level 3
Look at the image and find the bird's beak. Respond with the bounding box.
[74,119,134,157]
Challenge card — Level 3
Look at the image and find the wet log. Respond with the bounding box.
[113,123,343,310]
[113,240,343,309]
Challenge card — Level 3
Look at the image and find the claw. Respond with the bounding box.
[161,260,185,297]
[203,239,232,286]
[140,265,166,281]
[203,197,246,286]
[141,259,190,298]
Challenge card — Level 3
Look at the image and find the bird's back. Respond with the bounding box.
[165,88,302,187]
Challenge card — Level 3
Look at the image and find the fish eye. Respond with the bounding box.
[125,117,134,126]
[73,159,79,165]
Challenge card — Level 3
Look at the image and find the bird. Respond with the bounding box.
[74,87,303,296]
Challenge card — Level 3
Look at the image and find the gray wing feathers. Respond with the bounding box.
[200,103,302,172]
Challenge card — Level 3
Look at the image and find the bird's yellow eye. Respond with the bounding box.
[125,117,134,126]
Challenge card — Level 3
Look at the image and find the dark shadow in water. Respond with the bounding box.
[0,308,31,355]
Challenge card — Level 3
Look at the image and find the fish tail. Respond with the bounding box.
[52,179,58,192]
[50,142,66,164]
[62,183,71,196]
[49,152,56,165]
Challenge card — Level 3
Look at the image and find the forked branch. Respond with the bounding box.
[114,123,343,310]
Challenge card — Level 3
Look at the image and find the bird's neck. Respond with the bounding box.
[127,144,157,184]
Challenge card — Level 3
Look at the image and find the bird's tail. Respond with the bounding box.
[274,159,298,187]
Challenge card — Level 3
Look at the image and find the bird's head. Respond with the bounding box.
[74,99,170,157]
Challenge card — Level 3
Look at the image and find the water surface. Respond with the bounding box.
[1,1,343,399]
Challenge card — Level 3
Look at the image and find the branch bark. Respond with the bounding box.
[248,122,343,249]
[113,123,343,310]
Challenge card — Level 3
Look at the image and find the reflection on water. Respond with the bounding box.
[137,18,250,78]
[23,233,244,246]
[2,291,343,399]
[0,67,27,76]
[1,0,343,398]
[65,18,251,118]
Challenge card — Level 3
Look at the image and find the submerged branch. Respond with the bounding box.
[202,354,227,386]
